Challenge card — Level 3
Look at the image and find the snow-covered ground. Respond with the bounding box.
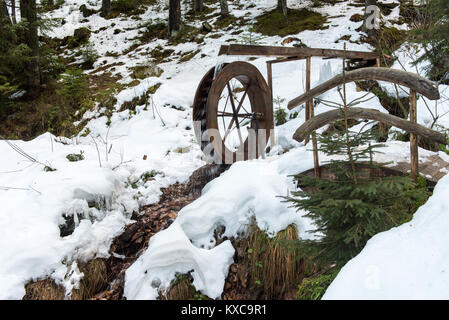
[2,0,449,299]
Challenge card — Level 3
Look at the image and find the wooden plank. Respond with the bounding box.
[410,90,418,183]
[291,107,446,145]
[288,67,440,109]
[266,56,307,64]
[219,44,379,60]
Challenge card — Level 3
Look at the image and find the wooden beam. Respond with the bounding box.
[288,67,440,109]
[219,44,379,60]
[267,61,273,102]
[292,107,446,145]
[410,90,418,183]
[307,58,321,177]
[266,62,275,149]
[266,56,307,64]
[305,57,311,144]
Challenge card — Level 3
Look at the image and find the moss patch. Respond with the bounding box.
[139,22,168,43]
[150,45,175,63]
[254,8,328,37]
[179,49,200,63]
[296,268,340,300]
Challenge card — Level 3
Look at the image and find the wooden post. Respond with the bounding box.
[305,57,311,144]
[311,106,320,178]
[410,89,418,183]
[305,57,320,177]
[267,62,273,102]
[267,62,276,149]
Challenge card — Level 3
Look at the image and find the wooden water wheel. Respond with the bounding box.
[193,61,273,164]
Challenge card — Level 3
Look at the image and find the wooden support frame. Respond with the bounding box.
[265,54,321,177]
[237,44,384,178]
[212,44,440,181]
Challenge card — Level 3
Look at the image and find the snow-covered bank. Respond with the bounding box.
[124,146,316,300]
[123,138,441,300]
[0,92,204,299]
[323,172,449,299]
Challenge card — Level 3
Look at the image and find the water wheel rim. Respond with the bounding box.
[205,61,272,163]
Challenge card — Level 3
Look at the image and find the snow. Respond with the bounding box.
[124,148,317,300]
[323,173,449,299]
[2,0,449,300]
[0,106,204,299]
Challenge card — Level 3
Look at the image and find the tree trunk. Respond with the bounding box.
[101,0,111,17]
[0,0,11,25]
[277,0,287,18]
[20,0,40,96]
[10,0,17,24]
[364,0,378,39]
[169,0,181,36]
[219,0,229,17]
[193,0,202,13]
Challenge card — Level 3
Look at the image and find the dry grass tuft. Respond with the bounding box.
[24,258,109,300]
[161,275,196,300]
[243,224,304,299]
[23,279,65,300]
[71,259,108,300]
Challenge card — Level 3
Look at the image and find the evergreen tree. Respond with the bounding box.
[285,129,427,266]
[412,0,449,84]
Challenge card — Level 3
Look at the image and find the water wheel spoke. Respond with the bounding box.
[222,83,250,133]
[226,83,244,146]
[218,111,253,118]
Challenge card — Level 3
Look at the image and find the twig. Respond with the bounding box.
[90,135,102,167]
[0,136,56,171]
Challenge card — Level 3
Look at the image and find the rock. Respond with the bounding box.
[281,37,306,48]
[186,164,230,196]
[281,36,300,45]
[79,4,96,18]
[350,13,363,22]
[74,27,91,44]
[131,64,163,79]
[202,22,213,32]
